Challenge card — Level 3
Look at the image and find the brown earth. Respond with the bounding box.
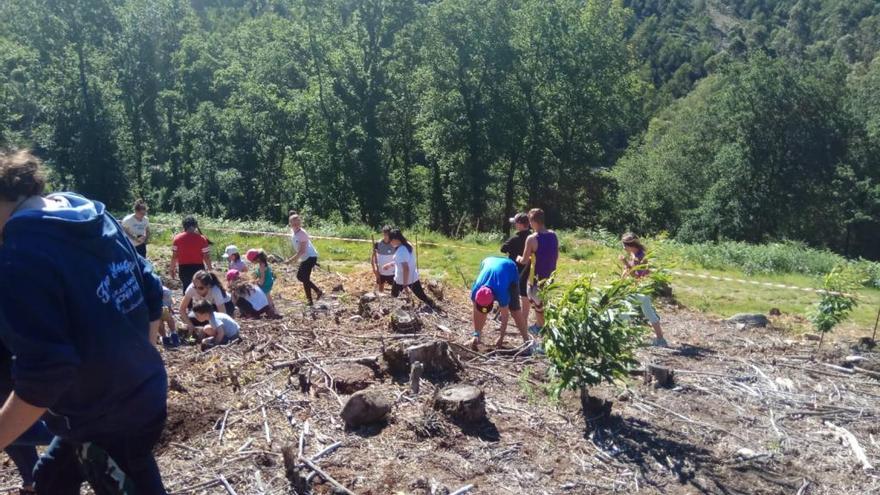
[1,262,878,495]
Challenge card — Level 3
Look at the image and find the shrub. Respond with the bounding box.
[809,266,861,348]
[542,275,648,398]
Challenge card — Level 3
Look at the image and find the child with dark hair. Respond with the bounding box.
[191,299,240,351]
[0,149,168,493]
[179,270,234,333]
[619,232,667,347]
[382,229,438,310]
[169,216,212,293]
[226,270,277,318]
[121,199,150,258]
[517,208,558,335]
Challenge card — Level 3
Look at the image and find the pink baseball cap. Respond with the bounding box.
[226,269,240,282]
[474,286,495,313]
[245,249,260,262]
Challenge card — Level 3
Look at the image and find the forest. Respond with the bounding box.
[2,0,880,257]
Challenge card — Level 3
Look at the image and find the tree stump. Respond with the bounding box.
[358,292,378,316]
[646,364,674,388]
[426,279,445,301]
[390,309,421,333]
[433,384,486,423]
[326,363,375,394]
[406,340,461,375]
[340,390,392,428]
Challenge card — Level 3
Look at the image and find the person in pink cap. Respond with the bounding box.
[470,257,531,351]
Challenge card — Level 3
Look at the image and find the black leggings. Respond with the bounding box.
[178,264,204,295]
[297,257,322,303]
[236,298,270,318]
[392,280,436,308]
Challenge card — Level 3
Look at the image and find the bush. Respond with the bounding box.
[809,266,861,347]
[542,275,648,397]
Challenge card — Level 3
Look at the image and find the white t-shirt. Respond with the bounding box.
[375,241,395,276]
[242,285,269,311]
[393,246,419,286]
[185,283,231,305]
[291,229,319,261]
[209,312,240,340]
[121,213,149,246]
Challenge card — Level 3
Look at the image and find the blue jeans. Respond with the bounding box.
[33,414,167,494]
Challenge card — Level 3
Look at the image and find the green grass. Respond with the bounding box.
[143,215,880,336]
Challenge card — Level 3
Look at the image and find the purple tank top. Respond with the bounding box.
[534,231,559,280]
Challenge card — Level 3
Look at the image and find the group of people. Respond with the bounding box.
[468,208,666,350]
[0,148,666,494]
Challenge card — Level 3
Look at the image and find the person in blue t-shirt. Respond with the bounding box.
[470,257,532,351]
[0,149,168,494]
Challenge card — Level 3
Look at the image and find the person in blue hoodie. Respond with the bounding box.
[0,150,168,494]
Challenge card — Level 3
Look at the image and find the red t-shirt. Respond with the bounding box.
[172,232,210,265]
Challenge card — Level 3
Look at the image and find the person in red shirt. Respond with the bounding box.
[169,217,212,293]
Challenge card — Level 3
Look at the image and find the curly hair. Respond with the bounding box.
[0,149,46,201]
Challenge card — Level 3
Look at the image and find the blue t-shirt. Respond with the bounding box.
[470,257,519,307]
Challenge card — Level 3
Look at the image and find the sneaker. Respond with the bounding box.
[161,336,173,348]
[528,325,541,336]
[170,332,181,347]
[652,337,668,348]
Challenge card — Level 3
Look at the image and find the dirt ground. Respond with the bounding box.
[1,261,879,495]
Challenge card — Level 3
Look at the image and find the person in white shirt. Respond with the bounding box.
[121,199,150,258]
[226,269,278,318]
[382,229,438,310]
[178,270,234,334]
[285,211,323,305]
[371,225,396,292]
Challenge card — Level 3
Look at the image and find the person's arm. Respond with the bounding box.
[144,224,151,244]
[213,324,226,343]
[148,320,160,344]
[256,268,267,287]
[401,261,410,286]
[496,306,510,346]
[179,292,192,326]
[371,248,379,275]
[0,393,47,450]
[203,252,213,271]
[500,237,512,254]
[169,251,178,279]
[517,235,536,266]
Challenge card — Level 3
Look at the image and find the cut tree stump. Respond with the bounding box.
[406,340,461,376]
[646,364,675,388]
[426,279,445,301]
[390,309,422,333]
[433,384,486,423]
[340,390,392,428]
[326,363,375,394]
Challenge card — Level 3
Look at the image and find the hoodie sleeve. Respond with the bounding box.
[0,250,80,408]
[137,255,164,322]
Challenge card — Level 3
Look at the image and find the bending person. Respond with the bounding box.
[470,257,531,351]
[383,229,438,310]
[619,233,667,347]
[0,150,168,494]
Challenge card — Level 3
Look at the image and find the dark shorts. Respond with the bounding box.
[507,281,522,311]
[518,264,530,297]
[376,273,395,285]
[135,243,147,258]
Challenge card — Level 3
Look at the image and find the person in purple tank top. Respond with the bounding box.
[517,208,558,335]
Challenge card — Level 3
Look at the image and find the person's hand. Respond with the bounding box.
[382,262,394,271]
[618,254,626,261]
[516,255,524,265]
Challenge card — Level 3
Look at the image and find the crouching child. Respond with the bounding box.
[191,299,241,351]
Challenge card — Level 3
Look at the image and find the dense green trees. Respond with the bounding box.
[1,0,880,258]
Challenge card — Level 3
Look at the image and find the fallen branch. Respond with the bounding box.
[217,474,238,495]
[825,420,874,470]
[299,457,357,495]
[450,484,475,495]
[218,409,230,444]
[262,406,272,445]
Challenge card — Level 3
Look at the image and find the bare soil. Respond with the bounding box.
[2,262,879,495]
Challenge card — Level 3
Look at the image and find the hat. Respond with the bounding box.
[226,269,240,282]
[245,249,261,262]
[621,232,640,245]
[509,212,529,225]
[222,245,239,259]
[474,286,495,313]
